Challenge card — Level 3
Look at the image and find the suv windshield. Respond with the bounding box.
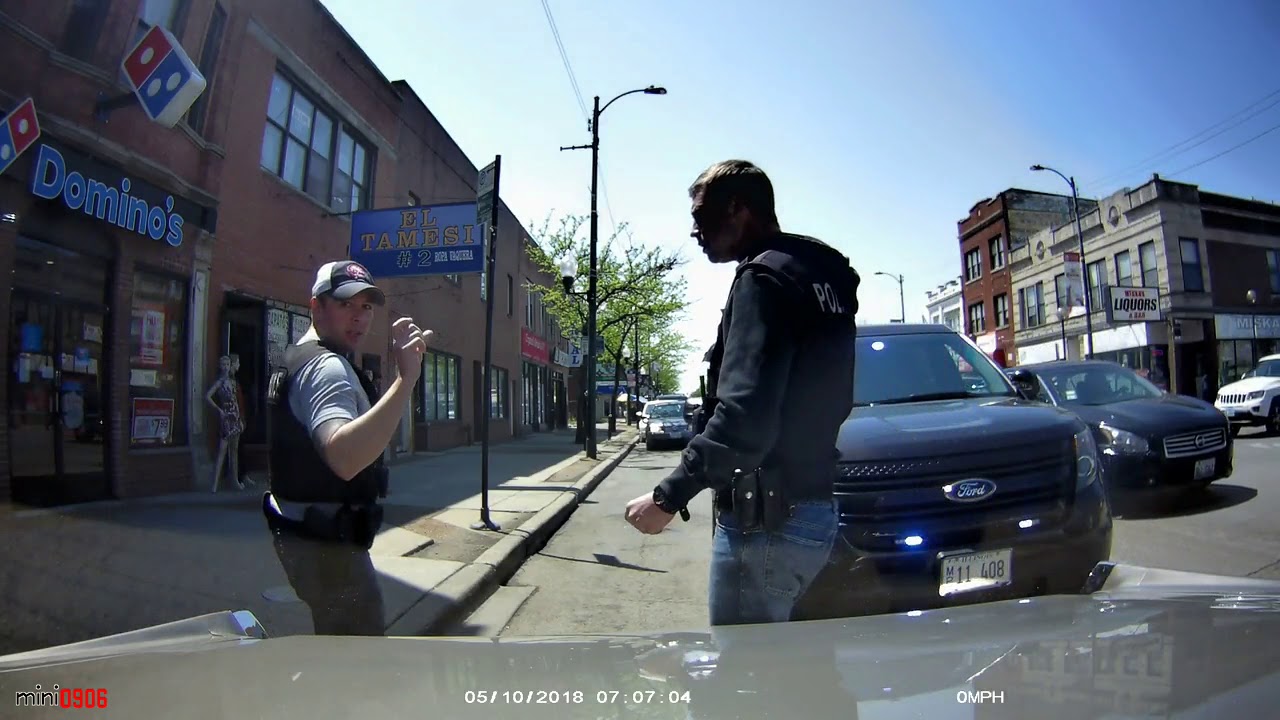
[1035,364,1163,406]
[853,331,1016,406]
[647,403,685,419]
[1246,359,1280,378]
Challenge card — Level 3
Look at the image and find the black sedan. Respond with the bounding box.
[1006,360,1232,497]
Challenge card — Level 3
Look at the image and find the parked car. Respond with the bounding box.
[1215,353,1280,436]
[795,324,1113,620]
[640,400,693,450]
[1007,360,1232,498]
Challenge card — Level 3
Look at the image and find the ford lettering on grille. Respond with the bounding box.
[943,479,998,503]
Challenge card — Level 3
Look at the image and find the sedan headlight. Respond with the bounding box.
[1097,422,1149,455]
[1074,425,1100,490]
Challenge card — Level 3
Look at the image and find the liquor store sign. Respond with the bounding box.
[27,141,209,247]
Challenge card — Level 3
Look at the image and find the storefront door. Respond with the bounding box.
[9,292,109,505]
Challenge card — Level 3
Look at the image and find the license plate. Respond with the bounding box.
[1223,409,1236,417]
[1194,458,1216,480]
[939,549,1012,597]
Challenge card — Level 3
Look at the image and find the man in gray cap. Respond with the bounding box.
[263,260,429,636]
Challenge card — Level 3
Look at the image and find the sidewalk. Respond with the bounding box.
[0,424,638,655]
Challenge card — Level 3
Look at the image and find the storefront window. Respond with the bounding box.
[421,351,459,421]
[129,271,188,448]
[490,366,508,418]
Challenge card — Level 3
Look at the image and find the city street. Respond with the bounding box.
[455,430,1280,637]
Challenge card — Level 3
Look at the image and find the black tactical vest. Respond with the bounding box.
[267,339,384,505]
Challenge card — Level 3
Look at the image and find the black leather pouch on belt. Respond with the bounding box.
[758,469,792,533]
[300,504,385,549]
[731,470,762,530]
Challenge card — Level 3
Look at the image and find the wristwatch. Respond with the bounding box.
[652,487,690,521]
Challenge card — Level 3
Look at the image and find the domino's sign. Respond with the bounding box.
[0,98,40,177]
[122,25,207,128]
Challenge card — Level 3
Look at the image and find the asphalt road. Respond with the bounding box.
[464,429,1280,637]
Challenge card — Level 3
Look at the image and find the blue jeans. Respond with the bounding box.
[708,499,838,626]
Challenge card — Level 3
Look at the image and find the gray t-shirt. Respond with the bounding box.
[288,352,372,439]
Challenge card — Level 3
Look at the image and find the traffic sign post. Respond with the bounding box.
[473,157,501,532]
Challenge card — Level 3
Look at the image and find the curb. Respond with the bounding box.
[391,433,639,636]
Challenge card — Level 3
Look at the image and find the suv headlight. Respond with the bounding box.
[1247,390,1265,401]
[1097,422,1149,455]
[1074,425,1100,490]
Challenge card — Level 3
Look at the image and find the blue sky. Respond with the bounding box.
[319,0,1280,393]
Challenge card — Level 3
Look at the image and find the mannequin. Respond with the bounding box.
[206,354,245,493]
[231,354,253,487]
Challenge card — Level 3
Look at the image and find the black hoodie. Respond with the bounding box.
[658,232,860,509]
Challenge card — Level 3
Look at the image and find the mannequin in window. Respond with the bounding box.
[206,354,245,493]
[232,354,253,487]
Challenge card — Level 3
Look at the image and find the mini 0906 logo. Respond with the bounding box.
[13,684,108,709]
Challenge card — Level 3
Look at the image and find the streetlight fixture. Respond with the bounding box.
[875,271,906,323]
[560,85,667,459]
[1031,164,1094,358]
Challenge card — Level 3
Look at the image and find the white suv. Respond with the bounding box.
[1215,353,1280,436]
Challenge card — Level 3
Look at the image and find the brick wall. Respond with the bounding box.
[958,194,1017,357]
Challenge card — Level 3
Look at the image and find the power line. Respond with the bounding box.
[540,0,588,121]
[1085,87,1280,190]
[538,0,619,240]
[1166,119,1280,178]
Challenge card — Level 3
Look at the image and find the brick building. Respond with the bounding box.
[957,188,1084,365]
[1009,174,1280,398]
[0,0,568,507]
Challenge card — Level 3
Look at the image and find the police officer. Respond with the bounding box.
[263,260,428,636]
[624,159,859,626]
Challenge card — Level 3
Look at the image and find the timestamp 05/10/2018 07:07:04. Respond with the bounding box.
[13,685,109,709]
[465,689,692,706]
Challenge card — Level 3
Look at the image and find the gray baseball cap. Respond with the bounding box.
[311,261,385,305]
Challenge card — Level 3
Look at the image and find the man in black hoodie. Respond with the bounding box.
[625,159,860,626]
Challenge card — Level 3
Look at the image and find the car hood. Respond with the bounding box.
[1069,395,1226,436]
[1218,376,1280,395]
[5,563,1277,719]
[839,396,1079,460]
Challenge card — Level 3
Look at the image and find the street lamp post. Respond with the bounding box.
[875,271,906,323]
[561,85,666,459]
[559,257,592,449]
[1031,164,1094,358]
[1055,306,1069,360]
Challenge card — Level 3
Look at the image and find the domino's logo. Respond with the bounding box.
[0,98,40,177]
[122,25,207,128]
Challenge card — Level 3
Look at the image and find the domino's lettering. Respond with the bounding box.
[813,282,846,314]
[29,144,185,247]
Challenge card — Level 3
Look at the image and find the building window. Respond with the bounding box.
[1139,241,1158,288]
[1268,250,1280,294]
[489,366,509,418]
[964,248,982,282]
[1179,238,1204,292]
[989,236,1005,270]
[968,302,986,335]
[1054,273,1067,310]
[420,351,459,421]
[260,72,372,212]
[993,293,1009,328]
[185,3,226,135]
[1115,250,1133,287]
[63,0,110,61]
[129,270,189,448]
[1020,284,1045,328]
[525,278,536,327]
[507,274,514,316]
[1087,260,1107,309]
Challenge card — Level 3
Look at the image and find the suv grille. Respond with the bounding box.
[1163,428,1227,459]
[835,438,1073,529]
[1218,393,1250,405]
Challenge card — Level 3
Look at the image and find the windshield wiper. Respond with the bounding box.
[875,391,984,405]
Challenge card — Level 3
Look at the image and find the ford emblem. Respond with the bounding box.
[943,479,997,503]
